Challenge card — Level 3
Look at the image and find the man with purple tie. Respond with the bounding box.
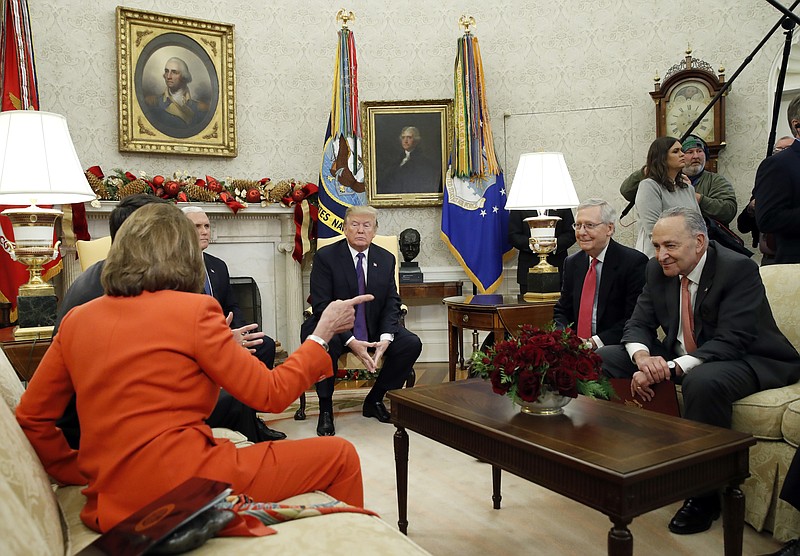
[302,205,422,436]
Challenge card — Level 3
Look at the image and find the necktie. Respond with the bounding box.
[681,276,697,353]
[577,258,598,339]
[354,253,368,340]
[203,271,212,296]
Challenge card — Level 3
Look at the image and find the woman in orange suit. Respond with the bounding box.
[16,203,371,533]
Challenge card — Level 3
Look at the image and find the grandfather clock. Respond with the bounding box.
[650,48,727,171]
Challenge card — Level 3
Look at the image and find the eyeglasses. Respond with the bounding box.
[572,222,605,231]
[773,145,788,154]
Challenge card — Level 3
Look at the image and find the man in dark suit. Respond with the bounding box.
[598,206,800,536]
[554,199,647,349]
[302,205,422,436]
[381,126,441,194]
[182,206,285,441]
[508,208,575,294]
[755,96,800,264]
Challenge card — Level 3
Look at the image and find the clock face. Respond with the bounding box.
[665,80,715,142]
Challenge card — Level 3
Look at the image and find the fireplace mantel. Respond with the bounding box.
[69,202,304,352]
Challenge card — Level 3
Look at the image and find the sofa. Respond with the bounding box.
[731,264,800,542]
[0,349,430,555]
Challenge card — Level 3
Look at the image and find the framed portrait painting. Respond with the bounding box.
[116,7,237,157]
[362,99,453,207]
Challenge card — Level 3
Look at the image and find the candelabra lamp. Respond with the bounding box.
[505,152,579,302]
[0,111,96,339]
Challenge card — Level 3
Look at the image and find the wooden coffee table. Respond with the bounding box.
[388,380,755,556]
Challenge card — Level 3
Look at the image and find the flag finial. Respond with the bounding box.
[459,15,476,34]
[336,9,355,28]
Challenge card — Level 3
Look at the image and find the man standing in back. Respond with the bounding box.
[755,96,800,263]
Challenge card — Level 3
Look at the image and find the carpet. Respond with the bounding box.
[260,382,375,423]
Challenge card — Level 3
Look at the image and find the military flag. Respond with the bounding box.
[440,28,512,293]
[317,15,365,239]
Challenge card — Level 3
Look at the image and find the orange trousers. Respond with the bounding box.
[237,436,363,507]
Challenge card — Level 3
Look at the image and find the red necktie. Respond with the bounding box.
[577,258,598,339]
[681,276,697,353]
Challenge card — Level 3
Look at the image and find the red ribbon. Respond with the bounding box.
[218,191,245,214]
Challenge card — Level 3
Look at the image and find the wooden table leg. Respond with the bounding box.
[394,426,410,534]
[607,518,633,556]
[492,465,502,509]
[448,322,458,382]
[722,485,745,556]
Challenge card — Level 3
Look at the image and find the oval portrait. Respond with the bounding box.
[134,33,219,139]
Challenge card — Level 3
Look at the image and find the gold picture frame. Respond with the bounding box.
[116,7,236,157]
[362,99,452,207]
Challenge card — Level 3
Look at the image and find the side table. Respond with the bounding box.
[0,326,50,381]
[443,295,556,381]
[399,281,462,305]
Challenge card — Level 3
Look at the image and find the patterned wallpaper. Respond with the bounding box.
[29,0,788,278]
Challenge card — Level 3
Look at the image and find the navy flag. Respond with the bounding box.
[318,23,364,238]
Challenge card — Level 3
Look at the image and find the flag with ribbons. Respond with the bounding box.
[440,31,512,293]
[0,0,65,323]
[317,24,365,239]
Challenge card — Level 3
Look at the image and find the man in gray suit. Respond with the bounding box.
[598,206,800,536]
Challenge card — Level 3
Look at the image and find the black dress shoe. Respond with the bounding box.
[362,401,391,423]
[317,411,335,436]
[668,495,721,535]
[256,420,287,442]
[763,539,800,556]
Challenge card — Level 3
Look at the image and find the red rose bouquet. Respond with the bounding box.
[471,324,613,404]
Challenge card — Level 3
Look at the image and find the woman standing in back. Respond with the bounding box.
[635,136,701,256]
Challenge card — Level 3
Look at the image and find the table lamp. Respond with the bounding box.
[0,110,96,339]
[505,152,579,301]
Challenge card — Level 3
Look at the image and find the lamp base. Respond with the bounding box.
[17,294,57,329]
[525,270,561,302]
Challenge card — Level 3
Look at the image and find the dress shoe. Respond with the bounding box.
[668,495,721,535]
[256,420,287,442]
[317,411,335,436]
[762,538,800,556]
[362,400,391,423]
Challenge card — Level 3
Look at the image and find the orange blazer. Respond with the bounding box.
[16,290,331,532]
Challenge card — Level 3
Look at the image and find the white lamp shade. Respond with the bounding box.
[505,152,580,211]
[0,110,95,205]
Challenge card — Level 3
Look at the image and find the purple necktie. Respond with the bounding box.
[354,253,368,340]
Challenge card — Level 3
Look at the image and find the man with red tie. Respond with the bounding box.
[597,206,800,536]
[553,198,647,349]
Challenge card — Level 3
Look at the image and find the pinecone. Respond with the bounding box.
[268,179,293,203]
[229,179,259,191]
[85,171,111,200]
[117,178,149,199]
[184,184,219,203]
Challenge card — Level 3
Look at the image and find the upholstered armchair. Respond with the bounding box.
[733,264,800,541]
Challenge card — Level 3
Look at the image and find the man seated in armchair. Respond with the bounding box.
[301,205,422,437]
[597,207,800,536]
[553,198,648,349]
